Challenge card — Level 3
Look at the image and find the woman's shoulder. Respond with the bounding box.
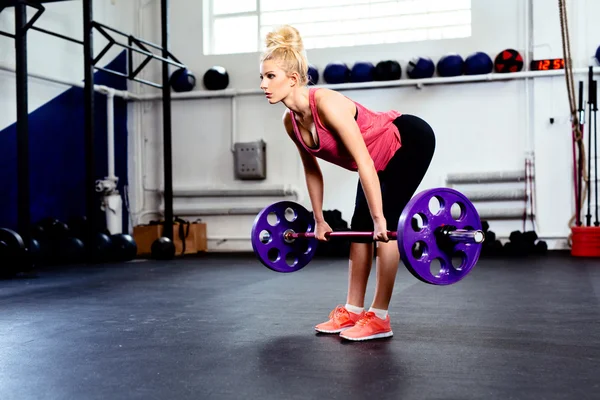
[312,87,355,114]
[313,87,342,102]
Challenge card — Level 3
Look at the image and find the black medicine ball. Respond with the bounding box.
[203,66,229,90]
[374,60,402,81]
[494,49,524,73]
[169,68,196,92]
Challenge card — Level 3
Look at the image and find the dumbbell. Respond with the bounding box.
[251,188,485,285]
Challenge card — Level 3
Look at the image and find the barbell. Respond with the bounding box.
[251,187,485,285]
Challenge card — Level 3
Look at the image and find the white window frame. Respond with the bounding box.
[203,0,471,55]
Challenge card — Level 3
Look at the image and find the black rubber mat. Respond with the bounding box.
[0,253,598,399]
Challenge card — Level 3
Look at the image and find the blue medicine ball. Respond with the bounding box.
[307,65,319,85]
[169,68,196,92]
[596,45,600,65]
[323,62,350,84]
[437,54,464,77]
[407,57,435,79]
[465,52,493,75]
[350,61,375,83]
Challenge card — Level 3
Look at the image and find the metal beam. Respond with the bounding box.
[15,0,31,247]
[161,0,174,241]
[83,0,96,262]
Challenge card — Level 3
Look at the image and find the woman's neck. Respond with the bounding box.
[282,86,311,118]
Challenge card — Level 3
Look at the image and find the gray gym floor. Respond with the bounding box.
[1,253,599,400]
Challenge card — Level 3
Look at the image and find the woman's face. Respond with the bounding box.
[260,59,293,104]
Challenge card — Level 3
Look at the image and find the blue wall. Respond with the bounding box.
[0,51,129,233]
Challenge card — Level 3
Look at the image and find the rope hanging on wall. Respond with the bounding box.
[558,0,589,234]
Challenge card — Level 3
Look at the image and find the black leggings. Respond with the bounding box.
[350,114,436,242]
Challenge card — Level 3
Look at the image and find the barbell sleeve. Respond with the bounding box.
[442,229,485,244]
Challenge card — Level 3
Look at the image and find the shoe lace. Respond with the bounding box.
[329,305,348,321]
[356,312,376,327]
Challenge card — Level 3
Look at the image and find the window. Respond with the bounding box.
[203,0,471,55]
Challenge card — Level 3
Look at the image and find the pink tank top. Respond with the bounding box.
[290,88,401,172]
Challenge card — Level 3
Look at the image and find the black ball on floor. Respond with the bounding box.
[27,238,41,263]
[92,232,114,262]
[111,234,137,262]
[32,217,69,241]
[67,216,88,240]
[49,220,70,240]
[151,237,175,260]
[58,237,86,264]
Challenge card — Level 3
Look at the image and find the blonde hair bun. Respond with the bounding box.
[261,25,309,86]
[265,25,304,53]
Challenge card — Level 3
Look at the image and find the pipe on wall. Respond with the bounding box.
[460,189,527,202]
[166,207,264,216]
[447,171,526,184]
[477,208,534,220]
[171,185,300,199]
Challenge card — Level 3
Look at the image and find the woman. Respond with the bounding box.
[259,25,436,341]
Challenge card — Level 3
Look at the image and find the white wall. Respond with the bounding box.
[0,0,138,131]
[133,0,600,252]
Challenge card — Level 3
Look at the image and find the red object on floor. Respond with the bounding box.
[571,226,600,257]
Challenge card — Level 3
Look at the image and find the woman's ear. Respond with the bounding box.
[289,71,300,87]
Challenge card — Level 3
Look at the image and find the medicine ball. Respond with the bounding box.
[57,237,86,264]
[374,60,402,81]
[437,54,464,77]
[323,62,350,84]
[203,66,229,90]
[595,45,600,65]
[494,49,524,73]
[169,68,196,92]
[406,57,435,79]
[307,65,319,85]
[464,52,493,75]
[111,234,137,262]
[151,237,175,260]
[93,232,114,262]
[350,61,375,83]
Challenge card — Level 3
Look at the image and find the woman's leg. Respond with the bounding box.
[369,114,436,312]
[314,185,373,333]
[346,242,374,308]
[340,114,435,341]
[370,241,400,310]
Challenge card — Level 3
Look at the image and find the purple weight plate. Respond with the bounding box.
[397,188,483,285]
[251,201,318,273]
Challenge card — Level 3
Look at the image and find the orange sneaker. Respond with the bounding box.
[339,311,393,341]
[315,305,365,334]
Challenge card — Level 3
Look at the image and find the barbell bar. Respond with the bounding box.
[285,229,485,244]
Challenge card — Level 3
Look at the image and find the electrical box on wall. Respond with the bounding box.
[234,140,266,180]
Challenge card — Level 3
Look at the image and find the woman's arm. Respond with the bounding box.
[282,110,326,225]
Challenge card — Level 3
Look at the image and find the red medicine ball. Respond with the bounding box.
[494,49,524,73]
